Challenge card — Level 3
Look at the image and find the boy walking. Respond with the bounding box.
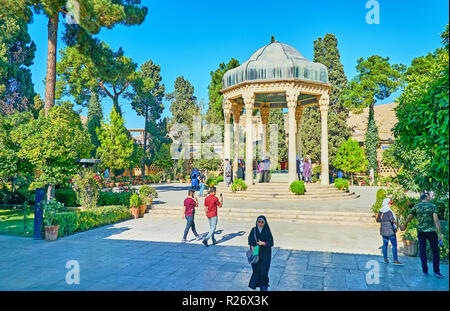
[202,186,223,247]
[182,190,200,243]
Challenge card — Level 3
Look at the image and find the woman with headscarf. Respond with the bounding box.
[248,215,274,291]
[302,156,312,183]
[224,159,232,187]
[376,198,403,265]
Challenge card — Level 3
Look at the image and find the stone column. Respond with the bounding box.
[260,107,269,158]
[295,106,304,159]
[319,93,330,185]
[231,105,242,181]
[287,90,299,184]
[223,100,232,178]
[243,91,255,186]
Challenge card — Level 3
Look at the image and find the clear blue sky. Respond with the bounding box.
[28,0,449,128]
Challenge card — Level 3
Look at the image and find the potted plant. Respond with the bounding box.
[42,199,64,241]
[231,178,247,192]
[129,193,141,219]
[138,185,158,214]
[402,226,418,257]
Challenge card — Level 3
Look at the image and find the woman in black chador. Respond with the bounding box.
[248,215,274,291]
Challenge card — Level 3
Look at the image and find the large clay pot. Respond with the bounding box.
[139,204,146,217]
[130,207,140,219]
[403,240,418,257]
[44,225,60,241]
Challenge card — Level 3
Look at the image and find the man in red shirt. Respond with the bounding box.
[202,186,223,247]
[182,190,200,243]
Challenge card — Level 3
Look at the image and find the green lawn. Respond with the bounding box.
[0,206,35,237]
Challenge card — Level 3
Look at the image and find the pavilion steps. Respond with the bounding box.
[146,205,376,226]
[214,182,359,201]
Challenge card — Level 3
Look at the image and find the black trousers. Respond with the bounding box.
[418,231,440,273]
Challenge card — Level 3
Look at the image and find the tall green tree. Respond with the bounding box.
[313,34,348,113]
[57,42,137,116]
[268,109,287,162]
[167,76,200,131]
[128,60,165,177]
[301,107,350,165]
[12,101,92,200]
[333,138,368,184]
[0,4,36,115]
[301,34,350,165]
[96,106,134,177]
[86,90,103,157]
[341,55,405,174]
[16,0,147,116]
[393,24,449,197]
[206,58,240,125]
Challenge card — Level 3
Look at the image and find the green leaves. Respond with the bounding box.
[333,138,368,175]
[96,106,134,172]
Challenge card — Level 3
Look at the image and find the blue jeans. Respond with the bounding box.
[183,215,198,240]
[199,182,205,196]
[204,216,217,242]
[382,235,398,261]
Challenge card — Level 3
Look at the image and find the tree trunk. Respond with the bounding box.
[142,108,148,178]
[113,96,122,116]
[46,184,55,201]
[44,13,59,117]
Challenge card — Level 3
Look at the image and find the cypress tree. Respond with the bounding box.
[87,90,103,157]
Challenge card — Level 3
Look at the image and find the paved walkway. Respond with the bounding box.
[0,215,448,291]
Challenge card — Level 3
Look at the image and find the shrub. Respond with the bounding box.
[231,179,247,192]
[72,170,102,210]
[129,193,141,208]
[334,178,349,191]
[51,205,132,237]
[311,176,319,183]
[312,165,321,175]
[290,181,306,195]
[55,188,79,207]
[371,188,387,214]
[139,185,158,204]
[98,191,132,207]
[427,220,449,263]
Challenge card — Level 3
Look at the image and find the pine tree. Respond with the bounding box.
[341,55,405,175]
[15,0,148,116]
[0,8,36,116]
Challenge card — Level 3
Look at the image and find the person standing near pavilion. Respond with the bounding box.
[248,215,274,291]
[224,159,232,187]
[376,198,403,265]
[181,189,200,243]
[296,156,302,181]
[202,186,223,247]
[401,193,444,278]
[191,168,199,190]
[302,156,312,183]
[262,157,270,183]
[238,159,245,180]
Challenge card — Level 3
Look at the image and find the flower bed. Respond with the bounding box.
[48,205,132,238]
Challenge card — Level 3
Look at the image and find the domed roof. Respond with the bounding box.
[223,40,328,89]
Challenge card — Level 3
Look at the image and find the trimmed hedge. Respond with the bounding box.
[50,205,132,237]
[55,188,79,207]
[98,191,132,207]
